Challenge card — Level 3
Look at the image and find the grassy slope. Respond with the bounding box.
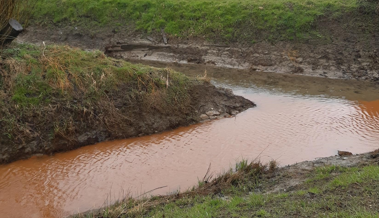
[29,0,378,42]
[76,160,379,218]
[0,43,188,106]
[0,43,189,147]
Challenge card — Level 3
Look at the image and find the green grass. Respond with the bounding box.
[28,0,369,41]
[0,43,188,106]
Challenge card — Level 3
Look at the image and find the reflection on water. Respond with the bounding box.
[0,87,379,218]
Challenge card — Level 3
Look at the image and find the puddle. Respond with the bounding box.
[1,67,379,218]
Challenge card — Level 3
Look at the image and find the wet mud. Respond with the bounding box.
[130,60,379,102]
[19,25,379,82]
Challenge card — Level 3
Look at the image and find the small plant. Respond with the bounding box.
[250,193,265,207]
[235,159,249,172]
[256,209,270,217]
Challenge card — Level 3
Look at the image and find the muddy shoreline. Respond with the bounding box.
[19,22,379,82]
[73,148,379,218]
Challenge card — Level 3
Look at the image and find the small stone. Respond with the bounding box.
[206,110,220,116]
[338,150,353,156]
[343,157,348,160]
[25,147,32,153]
[220,196,229,201]
[224,88,233,95]
[231,110,239,115]
[1,154,10,160]
[209,116,217,120]
[34,153,44,157]
[370,149,379,159]
[200,114,209,120]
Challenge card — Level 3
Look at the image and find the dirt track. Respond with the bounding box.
[19,20,379,82]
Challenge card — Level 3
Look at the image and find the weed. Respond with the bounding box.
[249,193,265,207]
[256,209,270,217]
[235,159,249,172]
[308,187,320,194]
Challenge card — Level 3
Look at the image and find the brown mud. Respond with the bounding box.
[18,15,379,82]
[0,81,254,164]
[128,60,379,102]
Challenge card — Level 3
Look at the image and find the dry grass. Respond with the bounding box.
[197,70,211,84]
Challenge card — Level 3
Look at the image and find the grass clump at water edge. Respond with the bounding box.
[73,159,278,218]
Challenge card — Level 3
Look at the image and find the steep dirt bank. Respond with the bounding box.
[0,44,254,164]
[18,12,379,82]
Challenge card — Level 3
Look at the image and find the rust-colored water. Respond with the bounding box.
[1,87,379,218]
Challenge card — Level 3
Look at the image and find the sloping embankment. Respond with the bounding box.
[0,43,254,164]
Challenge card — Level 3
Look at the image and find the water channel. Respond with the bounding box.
[1,65,379,218]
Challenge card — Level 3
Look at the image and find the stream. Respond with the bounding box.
[1,65,379,218]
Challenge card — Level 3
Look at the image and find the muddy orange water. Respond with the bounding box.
[1,83,379,218]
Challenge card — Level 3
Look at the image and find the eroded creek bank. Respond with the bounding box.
[1,62,379,218]
[0,80,254,164]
